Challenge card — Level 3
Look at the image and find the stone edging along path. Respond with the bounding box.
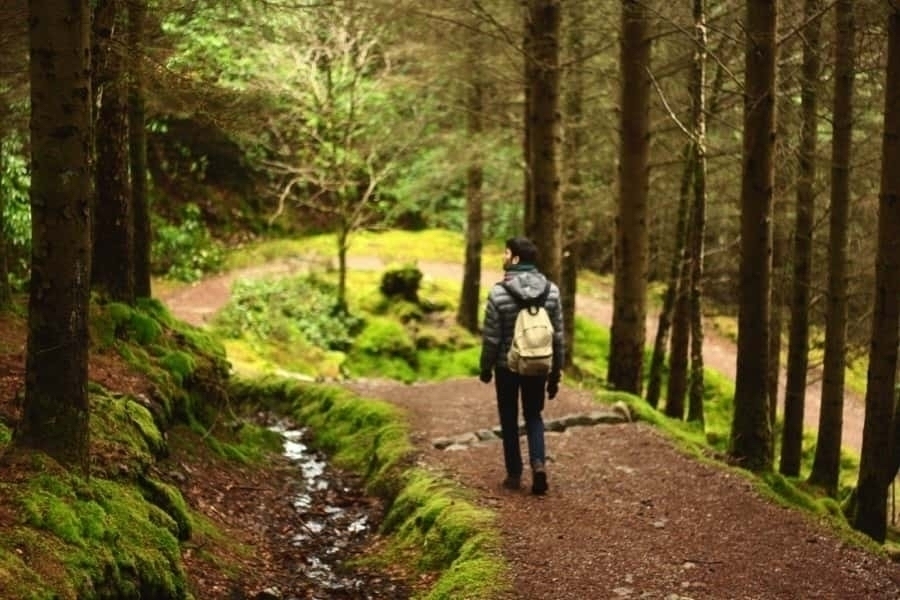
[432,402,632,451]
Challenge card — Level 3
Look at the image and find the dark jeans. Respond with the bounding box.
[494,367,546,477]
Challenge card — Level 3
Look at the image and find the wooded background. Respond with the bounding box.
[1,0,898,543]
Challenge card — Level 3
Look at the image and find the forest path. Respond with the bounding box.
[160,254,865,454]
[157,256,900,599]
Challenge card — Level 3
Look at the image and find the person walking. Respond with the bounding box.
[479,237,564,495]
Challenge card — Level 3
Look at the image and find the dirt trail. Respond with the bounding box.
[158,256,900,600]
[161,255,865,453]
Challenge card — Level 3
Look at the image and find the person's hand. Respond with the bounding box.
[547,371,561,399]
[479,370,492,384]
[546,379,559,399]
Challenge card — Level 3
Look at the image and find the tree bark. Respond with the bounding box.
[687,0,708,425]
[665,247,691,420]
[729,0,777,472]
[129,0,151,298]
[17,0,93,472]
[768,160,789,432]
[561,0,586,369]
[608,0,651,395]
[93,0,135,304]
[646,145,693,410]
[781,0,822,477]
[525,0,562,284]
[522,1,534,236]
[457,28,485,334]
[809,0,855,495]
[853,5,900,544]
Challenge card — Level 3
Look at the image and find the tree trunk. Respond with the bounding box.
[457,31,484,334]
[17,0,93,473]
[93,0,134,304]
[729,0,777,472]
[781,0,822,477]
[129,0,151,298]
[768,167,789,431]
[665,251,691,420]
[336,221,349,313]
[522,1,534,236]
[853,6,900,544]
[525,0,562,284]
[561,0,586,369]
[646,145,693,409]
[809,0,855,495]
[608,0,651,395]
[687,0,708,425]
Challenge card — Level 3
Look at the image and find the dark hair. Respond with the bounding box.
[506,236,539,264]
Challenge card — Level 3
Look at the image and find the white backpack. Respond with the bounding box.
[504,283,554,376]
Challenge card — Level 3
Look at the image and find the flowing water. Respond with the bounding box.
[265,423,410,600]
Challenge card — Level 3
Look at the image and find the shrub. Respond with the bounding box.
[151,203,225,282]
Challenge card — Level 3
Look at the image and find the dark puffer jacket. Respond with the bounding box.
[479,265,564,375]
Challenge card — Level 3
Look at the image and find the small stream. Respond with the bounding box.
[262,422,410,600]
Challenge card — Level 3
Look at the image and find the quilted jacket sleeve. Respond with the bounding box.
[548,283,565,373]
[479,288,502,373]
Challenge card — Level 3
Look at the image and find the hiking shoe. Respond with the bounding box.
[531,462,548,495]
[502,475,522,490]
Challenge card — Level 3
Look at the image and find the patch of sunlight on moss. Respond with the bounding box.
[575,269,613,299]
[418,347,481,381]
[223,237,319,270]
[572,316,609,383]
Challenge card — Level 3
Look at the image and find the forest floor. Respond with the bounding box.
[2,257,899,599]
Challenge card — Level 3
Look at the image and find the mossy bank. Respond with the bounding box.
[0,299,510,599]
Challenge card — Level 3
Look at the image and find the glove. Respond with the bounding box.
[547,371,560,399]
[479,370,493,384]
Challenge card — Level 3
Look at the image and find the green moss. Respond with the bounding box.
[139,478,193,541]
[352,317,417,361]
[571,316,610,384]
[227,377,509,598]
[92,302,164,349]
[418,347,481,381]
[378,471,508,599]
[160,351,196,385]
[2,472,189,600]
[0,422,11,449]
[90,391,167,474]
[203,422,285,465]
